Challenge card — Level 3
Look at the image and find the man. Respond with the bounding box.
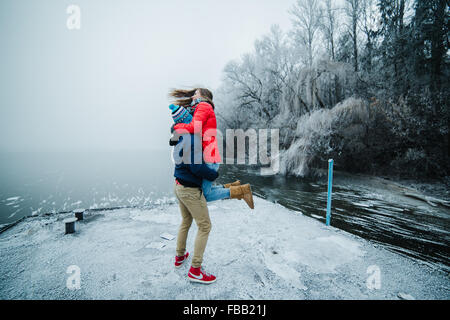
[171,132,218,284]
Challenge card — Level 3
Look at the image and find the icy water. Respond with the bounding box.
[0,150,449,272]
[0,150,174,224]
[218,165,450,272]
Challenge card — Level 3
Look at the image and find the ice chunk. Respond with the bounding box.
[397,292,415,300]
[145,242,166,250]
[351,201,371,208]
[160,233,175,241]
[6,196,20,201]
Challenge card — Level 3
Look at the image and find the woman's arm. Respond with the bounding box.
[173,102,212,134]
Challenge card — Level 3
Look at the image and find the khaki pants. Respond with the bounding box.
[174,184,211,268]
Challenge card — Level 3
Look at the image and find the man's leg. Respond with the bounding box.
[175,184,193,257]
[176,186,211,268]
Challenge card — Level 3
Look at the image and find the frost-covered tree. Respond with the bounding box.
[319,0,344,104]
[320,0,342,61]
[376,0,413,93]
[411,0,449,91]
[289,0,323,66]
[216,0,450,178]
[219,25,299,130]
[344,0,362,71]
[359,0,378,73]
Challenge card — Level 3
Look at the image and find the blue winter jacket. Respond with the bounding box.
[172,134,218,187]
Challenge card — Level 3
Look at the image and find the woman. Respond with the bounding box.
[170,88,254,208]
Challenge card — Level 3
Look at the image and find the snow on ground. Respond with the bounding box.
[0,196,448,300]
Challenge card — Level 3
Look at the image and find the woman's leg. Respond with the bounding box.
[202,177,213,197]
[201,163,218,198]
[202,163,231,202]
[204,186,231,202]
[201,163,218,196]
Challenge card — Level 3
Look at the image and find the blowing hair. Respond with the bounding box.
[168,87,215,109]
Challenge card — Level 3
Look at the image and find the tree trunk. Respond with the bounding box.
[353,9,358,72]
[430,0,446,91]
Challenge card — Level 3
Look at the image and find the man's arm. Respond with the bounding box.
[187,134,218,181]
[189,162,218,181]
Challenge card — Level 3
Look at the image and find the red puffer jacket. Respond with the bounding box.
[173,102,221,164]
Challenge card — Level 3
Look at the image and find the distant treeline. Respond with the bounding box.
[216,0,449,179]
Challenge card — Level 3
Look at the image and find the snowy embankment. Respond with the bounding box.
[0,196,448,299]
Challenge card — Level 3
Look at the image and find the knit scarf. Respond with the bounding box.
[187,98,206,114]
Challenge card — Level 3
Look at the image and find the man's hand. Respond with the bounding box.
[169,129,181,146]
[169,139,178,146]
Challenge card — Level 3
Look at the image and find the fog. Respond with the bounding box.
[0,0,294,152]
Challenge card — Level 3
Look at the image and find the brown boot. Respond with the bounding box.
[229,184,254,209]
[223,180,241,188]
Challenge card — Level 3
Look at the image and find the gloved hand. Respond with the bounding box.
[186,106,195,114]
[169,135,179,146]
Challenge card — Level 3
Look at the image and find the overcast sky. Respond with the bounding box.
[0,0,294,152]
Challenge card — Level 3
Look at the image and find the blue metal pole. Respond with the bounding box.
[326,159,333,226]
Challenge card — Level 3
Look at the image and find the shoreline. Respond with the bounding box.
[310,168,450,203]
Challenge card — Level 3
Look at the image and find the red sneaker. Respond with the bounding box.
[174,252,189,268]
[188,266,216,284]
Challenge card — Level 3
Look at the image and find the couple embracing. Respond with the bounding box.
[168,88,254,284]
